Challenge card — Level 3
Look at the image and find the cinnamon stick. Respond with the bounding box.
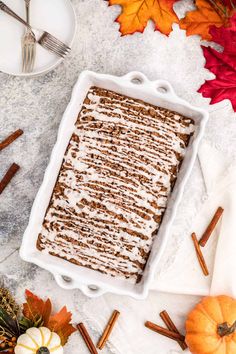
[145,321,185,342]
[97,310,120,350]
[191,233,209,276]
[199,207,224,247]
[0,163,20,195]
[76,323,98,354]
[0,129,23,151]
[160,311,187,351]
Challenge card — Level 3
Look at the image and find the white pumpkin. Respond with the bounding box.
[15,327,63,354]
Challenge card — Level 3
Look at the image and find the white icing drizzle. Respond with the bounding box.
[37,87,195,283]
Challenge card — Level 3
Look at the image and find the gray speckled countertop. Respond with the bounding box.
[1,1,236,353]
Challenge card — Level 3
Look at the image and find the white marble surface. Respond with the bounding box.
[1,0,236,353]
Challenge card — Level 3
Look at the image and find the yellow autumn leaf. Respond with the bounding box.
[179,0,230,40]
[109,0,179,35]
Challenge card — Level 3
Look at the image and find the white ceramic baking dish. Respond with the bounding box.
[20,70,208,299]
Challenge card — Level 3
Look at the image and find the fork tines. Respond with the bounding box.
[39,32,71,58]
[22,30,36,73]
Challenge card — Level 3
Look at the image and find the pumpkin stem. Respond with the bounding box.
[36,347,50,354]
[217,321,236,337]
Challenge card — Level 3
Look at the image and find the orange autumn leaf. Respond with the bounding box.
[179,0,231,40]
[109,0,179,36]
[23,290,52,325]
[47,306,76,346]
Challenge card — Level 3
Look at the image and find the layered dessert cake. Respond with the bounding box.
[37,86,195,283]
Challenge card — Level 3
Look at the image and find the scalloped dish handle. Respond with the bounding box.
[53,273,108,297]
[122,72,178,100]
[123,71,149,85]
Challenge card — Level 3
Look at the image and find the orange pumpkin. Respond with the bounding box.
[186,295,236,354]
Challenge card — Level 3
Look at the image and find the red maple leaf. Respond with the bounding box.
[198,13,236,111]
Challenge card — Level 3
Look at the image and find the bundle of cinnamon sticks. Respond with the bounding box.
[77,310,120,354]
[145,310,187,351]
[191,206,224,276]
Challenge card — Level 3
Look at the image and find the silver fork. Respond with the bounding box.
[22,0,36,73]
[0,1,71,58]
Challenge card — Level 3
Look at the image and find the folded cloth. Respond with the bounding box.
[210,189,236,297]
[209,172,236,297]
[151,141,236,297]
[82,141,236,354]
[197,141,236,297]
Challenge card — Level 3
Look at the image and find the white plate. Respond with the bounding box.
[0,0,76,77]
[20,71,209,299]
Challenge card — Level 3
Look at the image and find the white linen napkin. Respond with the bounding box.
[210,191,236,297]
[82,141,236,354]
[197,141,236,297]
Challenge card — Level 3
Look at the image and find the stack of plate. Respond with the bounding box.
[0,0,76,76]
